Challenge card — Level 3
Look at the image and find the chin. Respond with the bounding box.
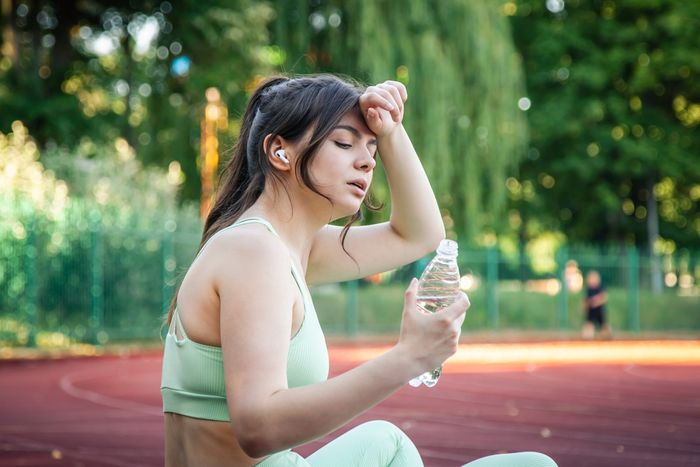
[315,190,364,222]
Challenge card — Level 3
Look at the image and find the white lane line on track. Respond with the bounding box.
[623,363,700,382]
[390,410,700,458]
[0,433,155,467]
[59,369,162,417]
[523,365,700,405]
[0,422,162,435]
[382,383,700,452]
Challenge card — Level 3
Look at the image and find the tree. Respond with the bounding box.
[1,0,277,201]
[509,0,700,257]
[3,1,530,238]
[269,0,529,241]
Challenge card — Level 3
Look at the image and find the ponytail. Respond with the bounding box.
[164,76,289,325]
[203,76,289,238]
[164,74,377,327]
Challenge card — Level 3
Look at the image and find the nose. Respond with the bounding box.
[355,149,376,172]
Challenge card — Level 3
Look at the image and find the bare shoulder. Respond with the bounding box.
[176,224,294,343]
[200,224,292,287]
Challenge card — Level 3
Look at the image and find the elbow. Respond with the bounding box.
[231,410,278,459]
[422,212,446,251]
[422,223,445,255]
[432,225,446,248]
[237,434,272,459]
[406,226,444,262]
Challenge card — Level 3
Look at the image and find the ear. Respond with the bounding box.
[263,134,292,172]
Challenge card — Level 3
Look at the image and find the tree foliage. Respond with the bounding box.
[270,0,529,240]
[509,0,700,249]
[3,0,697,250]
[0,0,277,200]
[1,1,530,241]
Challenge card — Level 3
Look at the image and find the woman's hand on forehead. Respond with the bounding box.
[359,80,407,137]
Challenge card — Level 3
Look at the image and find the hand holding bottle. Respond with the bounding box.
[396,278,469,382]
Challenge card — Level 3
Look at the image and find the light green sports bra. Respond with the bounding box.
[160,217,329,422]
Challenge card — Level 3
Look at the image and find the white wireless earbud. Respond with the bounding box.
[275,149,290,164]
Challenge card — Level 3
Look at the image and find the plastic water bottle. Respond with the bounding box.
[409,239,461,388]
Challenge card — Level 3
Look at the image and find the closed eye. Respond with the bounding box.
[335,142,352,149]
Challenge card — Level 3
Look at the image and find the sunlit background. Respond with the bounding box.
[1,0,698,348]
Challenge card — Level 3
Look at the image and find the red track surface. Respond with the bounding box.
[1,342,699,467]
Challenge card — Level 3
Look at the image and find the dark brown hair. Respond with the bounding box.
[165,74,380,325]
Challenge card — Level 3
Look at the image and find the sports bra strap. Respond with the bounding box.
[235,218,309,304]
[182,216,309,321]
[170,307,188,343]
[231,217,281,238]
[190,217,280,265]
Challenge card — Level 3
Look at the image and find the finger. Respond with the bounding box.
[366,108,383,131]
[373,86,401,121]
[367,88,398,114]
[442,292,470,320]
[382,80,408,102]
[361,90,395,113]
[456,309,467,328]
[378,84,403,121]
[378,83,402,109]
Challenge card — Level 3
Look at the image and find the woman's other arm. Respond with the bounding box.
[216,233,467,458]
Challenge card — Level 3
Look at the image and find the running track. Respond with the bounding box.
[1,341,699,466]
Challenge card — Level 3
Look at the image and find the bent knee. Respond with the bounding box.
[526,452,557,467]
[357,420,407,444]
[355,420,422,466]
[510,452,557,467]
[464,451,557,467]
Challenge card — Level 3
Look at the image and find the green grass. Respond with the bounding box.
[311,283,700,335]
[2,283,696,348]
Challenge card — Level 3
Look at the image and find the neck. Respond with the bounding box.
[241,186,333,259]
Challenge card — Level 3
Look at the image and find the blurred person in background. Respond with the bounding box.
[582,270,611,340]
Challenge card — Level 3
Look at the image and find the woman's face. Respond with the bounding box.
[303,111,377,219]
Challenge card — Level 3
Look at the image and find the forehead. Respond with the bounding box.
[334,111,375,138]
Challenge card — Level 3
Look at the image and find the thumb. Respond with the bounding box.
[367,108,383,130]
[403,278,419,313]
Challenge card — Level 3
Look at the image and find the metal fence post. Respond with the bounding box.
[345,280,359,336]
[557,247,569,329]
[161,228,175,315]
[89,215,104,344]
[25,217,38,347]
[486,246,499,329]
[627,246,640,331]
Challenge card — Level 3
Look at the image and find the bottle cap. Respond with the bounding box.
[437,239,458,257]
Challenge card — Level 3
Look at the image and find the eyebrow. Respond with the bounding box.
[333,125,378,146]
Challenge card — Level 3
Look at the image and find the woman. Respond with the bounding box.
[161,75,557,466]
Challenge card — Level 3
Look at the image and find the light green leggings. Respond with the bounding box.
[256,420,557,466]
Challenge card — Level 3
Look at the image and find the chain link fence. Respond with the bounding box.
[2,219,698,347]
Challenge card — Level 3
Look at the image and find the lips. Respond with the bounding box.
[348,179,367,192]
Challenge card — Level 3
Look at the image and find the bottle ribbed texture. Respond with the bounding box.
[409,239,460,388]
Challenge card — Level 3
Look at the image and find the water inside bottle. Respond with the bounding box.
[416,296,457,314]
[417,269,460,314]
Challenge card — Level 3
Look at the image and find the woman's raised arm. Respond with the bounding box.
[306,81,445,285]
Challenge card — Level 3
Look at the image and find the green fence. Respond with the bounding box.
[1,219,699,347]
